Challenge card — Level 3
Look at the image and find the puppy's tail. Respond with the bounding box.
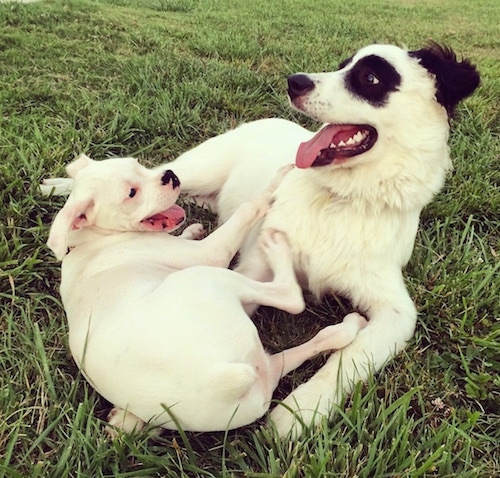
[209,363,258,400]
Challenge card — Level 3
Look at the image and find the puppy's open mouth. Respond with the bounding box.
[296,124,377,168]
[140,204,185,231]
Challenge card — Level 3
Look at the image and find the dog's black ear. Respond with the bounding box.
[410,42,480,116]
[338,55,353,70]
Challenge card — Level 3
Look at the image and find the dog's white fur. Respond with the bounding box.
[47,154,368,434]
[165,43,479,436]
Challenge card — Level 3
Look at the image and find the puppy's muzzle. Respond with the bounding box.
[161,170,181,189]
[287,74,315,100]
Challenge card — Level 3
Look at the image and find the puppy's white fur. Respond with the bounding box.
[166,43,479,436]
[47,154,367,434]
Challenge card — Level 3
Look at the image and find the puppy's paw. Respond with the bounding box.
[105,407,145,439]
[251,165,294,219]
[311,312,368,352]
[267,164,294,193]
[250,194,272,220]
[258,229,305,314]
[180,223,205,240]
[343,311,368,329]
[258,228,293,266]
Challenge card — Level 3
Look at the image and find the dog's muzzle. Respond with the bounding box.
[287,74,315,100]
[161,170,181,189]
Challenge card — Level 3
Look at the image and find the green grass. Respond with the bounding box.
[0,0,499,476]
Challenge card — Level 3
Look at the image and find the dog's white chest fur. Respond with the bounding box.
[264,172,421,301]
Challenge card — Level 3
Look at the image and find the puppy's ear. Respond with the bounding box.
[66,154,94,178]
[410,42,480,116]
[47,196,94,261]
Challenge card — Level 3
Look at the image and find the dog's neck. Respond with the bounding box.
[68,226,119,250]
[315,145,451,213]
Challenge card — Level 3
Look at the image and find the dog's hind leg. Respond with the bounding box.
[165,129,244,196]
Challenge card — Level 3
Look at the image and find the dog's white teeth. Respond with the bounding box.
[328,130,369,150]
[345,137,356,146]
[353,131,364,143]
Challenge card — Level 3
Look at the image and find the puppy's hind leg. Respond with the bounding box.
[249,229,305,315]
[268,313,368,387]
[219,229,303,314]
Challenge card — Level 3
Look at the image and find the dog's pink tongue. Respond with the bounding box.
[296,124,342,168]
[143,204,185,231]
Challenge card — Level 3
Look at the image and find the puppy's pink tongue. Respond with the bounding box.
[142,204,185,231]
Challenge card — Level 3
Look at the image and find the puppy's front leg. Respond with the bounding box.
[198,199,267,267]
[199,167,292,267]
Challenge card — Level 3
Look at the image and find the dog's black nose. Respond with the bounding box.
[287,74,315,100]
[161,170,180,189]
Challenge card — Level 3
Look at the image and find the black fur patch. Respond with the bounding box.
[338,55,353,70]
[409,42,480,116]
[344,55,401,106]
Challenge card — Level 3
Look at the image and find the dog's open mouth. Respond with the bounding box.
[296,124,377,168]
[140,204,185,231]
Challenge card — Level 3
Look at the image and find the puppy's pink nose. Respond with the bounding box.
[161,170,180,189]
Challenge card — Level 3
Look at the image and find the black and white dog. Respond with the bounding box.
[166,42,480,436]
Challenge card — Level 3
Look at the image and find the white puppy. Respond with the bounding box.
[46,154,367,434]
[165,43,480,436]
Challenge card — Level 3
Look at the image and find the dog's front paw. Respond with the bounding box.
[180,223,205,240]
[105,407,145,439]
[270,380,330,439]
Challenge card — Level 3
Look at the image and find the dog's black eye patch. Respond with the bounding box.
[345,55,401,106]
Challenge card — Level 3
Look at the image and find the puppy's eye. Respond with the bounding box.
[366,73,380,85]
[129,188,137,198]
